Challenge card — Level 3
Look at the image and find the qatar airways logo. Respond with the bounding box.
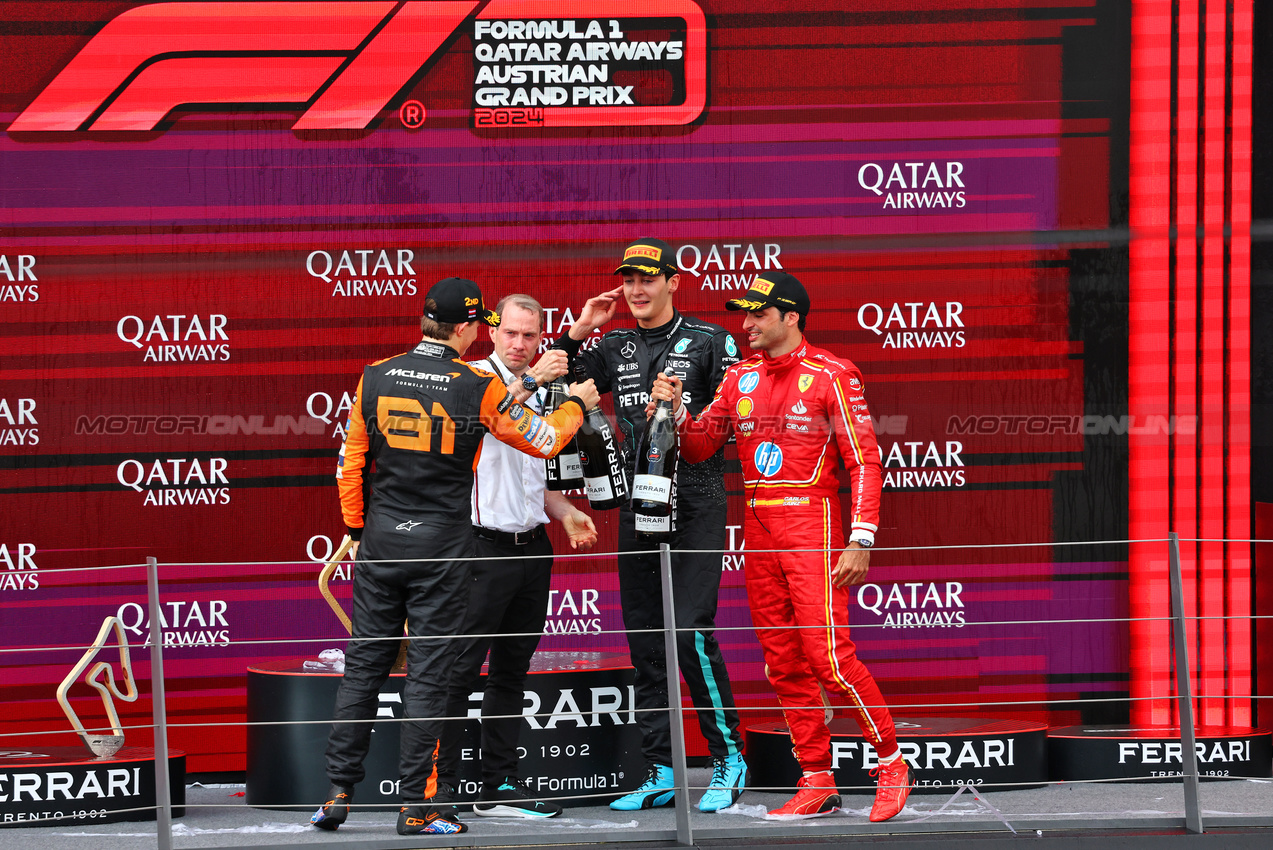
[857,301,965,349]
[10,0,707,134]
[117,314,229,363]
[116,457,231,506]
[856,581,967,629]
[857,161,967,210]
[116,599,230,648]
[306,250,418,298]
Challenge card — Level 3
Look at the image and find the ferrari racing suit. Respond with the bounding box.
[676,337,897,773]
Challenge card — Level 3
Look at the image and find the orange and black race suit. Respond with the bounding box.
[325,339,583,803]
[678,338,897,771]
[337,339,584,537]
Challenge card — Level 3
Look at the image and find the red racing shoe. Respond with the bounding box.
[868,756,914,822]
[770,770,840,817]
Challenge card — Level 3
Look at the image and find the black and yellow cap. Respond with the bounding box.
[725,271,811,315]
[614,238,679,277]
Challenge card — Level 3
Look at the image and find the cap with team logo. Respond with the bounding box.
[726,270,811,315]
[614,238,679,277]
[423,277,500,326]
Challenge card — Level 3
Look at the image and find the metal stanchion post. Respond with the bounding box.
[658,542,694,846]
[1167,532,1204,834]
[146,556,174,850]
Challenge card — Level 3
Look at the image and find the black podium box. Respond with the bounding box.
[246,650,643,810]
[0,746,185,828]
[1048,725,1273,782]
[746,717,1048,793]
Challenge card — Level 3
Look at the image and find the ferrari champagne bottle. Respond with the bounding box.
[572,362,629,509]
[631,377,677,540]
[544,377,585,490]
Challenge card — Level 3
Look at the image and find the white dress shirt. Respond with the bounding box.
[469,355,551,533]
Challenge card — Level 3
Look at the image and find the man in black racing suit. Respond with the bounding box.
[552,238,747,813]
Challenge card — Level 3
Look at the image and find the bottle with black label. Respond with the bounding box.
[632,372,678,540]
[544,377,585,491]
[572,362,629,509]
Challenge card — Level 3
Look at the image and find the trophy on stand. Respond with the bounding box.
[0,615,187,828]
[56,616,138,758]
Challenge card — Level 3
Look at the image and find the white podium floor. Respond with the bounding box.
[2,765,1272,850]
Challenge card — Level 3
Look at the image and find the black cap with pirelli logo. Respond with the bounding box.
[614,238,679,277]
[725,270,810,316]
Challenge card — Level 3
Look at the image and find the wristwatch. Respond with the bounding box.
[849,536,873,549]
[520,374,539,393]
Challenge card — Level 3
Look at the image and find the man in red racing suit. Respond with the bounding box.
[651,270,913,822]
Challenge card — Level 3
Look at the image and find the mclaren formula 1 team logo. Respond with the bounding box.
[9,0,707,133]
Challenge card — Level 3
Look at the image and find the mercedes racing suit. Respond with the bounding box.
[328,339,584,802]
[677,337,897,773]
[555,310,745,766]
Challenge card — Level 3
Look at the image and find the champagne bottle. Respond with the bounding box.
[544,377,584,490]
[632,371,678,540]
[572,362,629,510]
[633,480,674,541]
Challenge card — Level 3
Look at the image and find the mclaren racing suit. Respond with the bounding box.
[554,310,745,767]
[328,339,584,802]
[676,337,897,773]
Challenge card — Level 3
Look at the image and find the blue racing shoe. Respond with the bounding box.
[396,805,467,835]
[698,753,748,812]
[610,763,674,810]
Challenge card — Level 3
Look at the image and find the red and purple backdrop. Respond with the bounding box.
[0,0,1257,773]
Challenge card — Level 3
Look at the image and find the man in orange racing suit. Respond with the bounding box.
[650,271,913,822]
[313,277,598,837]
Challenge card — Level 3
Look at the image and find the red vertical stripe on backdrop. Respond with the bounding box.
[1172,1,1199,715]
[1225,0,1254,727]
[1196,0,1228,727]
[1128,0,1174,726]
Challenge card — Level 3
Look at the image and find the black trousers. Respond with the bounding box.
[324,514,471,802]
[437,530,553,788]
[617,498,743,766]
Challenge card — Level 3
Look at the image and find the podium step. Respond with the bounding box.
[0,746,185,828]
[1048,725,1273,781]
[745,716,1048,793]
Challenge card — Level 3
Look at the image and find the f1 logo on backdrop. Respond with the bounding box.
[8,0,707,133]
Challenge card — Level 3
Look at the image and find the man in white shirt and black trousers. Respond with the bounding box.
[436,293,598,818]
